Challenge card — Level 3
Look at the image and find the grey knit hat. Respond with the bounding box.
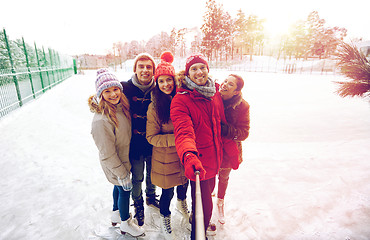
[96,68,109,76]
[95,72,123,99]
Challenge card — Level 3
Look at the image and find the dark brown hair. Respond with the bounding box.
[229,74,244,91]
[152,77,176,124]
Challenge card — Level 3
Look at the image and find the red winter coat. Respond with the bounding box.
[170,82,239,181]
[221,93,250,168]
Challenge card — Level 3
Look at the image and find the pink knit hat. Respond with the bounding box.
[154,51,175,81]
[185,53,209,75]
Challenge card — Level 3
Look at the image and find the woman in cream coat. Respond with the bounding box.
[89,70,144,237]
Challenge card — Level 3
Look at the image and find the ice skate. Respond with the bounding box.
[160,214,175,240]
[134,198,145,226]
[120,214,145,237]
[146,194,160,209]
[206,222,217,236]
[111,210,121,226]
[176,198,190,219]
[217,198,225,224]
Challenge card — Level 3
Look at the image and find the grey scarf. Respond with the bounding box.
[132,74,155,94]
[184,76,216,98]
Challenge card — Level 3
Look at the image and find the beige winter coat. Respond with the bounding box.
[90,102,131,185]
[146,102,187,189]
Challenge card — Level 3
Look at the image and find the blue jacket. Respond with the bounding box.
[121,78,153,159]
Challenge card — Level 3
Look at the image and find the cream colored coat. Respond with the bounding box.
[146,102,187,189]
[91,103,131,185]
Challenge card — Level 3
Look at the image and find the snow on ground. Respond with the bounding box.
[0,70,369,240]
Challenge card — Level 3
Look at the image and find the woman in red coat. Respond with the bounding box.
[217,74,250,225]
[170,53,239,240]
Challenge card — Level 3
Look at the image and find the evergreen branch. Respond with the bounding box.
[335,42,370,98]
[335,81,370,97]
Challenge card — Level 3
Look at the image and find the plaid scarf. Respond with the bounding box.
[184,76,216,98]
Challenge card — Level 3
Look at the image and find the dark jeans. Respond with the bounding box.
[112,185,131,221]
[160,181,189,216]
[217,168,232,199]
[190,177,215,240]
[130,155,156,202]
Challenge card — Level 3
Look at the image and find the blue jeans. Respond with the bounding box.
[160,181,189,216]
[217,168,232,199]
[130,155,156,202]
[112,185,131,221]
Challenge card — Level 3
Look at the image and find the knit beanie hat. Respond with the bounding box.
[133,53,156,73]
[154,51,175,81]
[96,68,109,76]
[95,72,123,99]
[185,53,209,76]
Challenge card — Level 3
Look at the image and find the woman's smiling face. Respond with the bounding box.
[102,86,122,105]
[157,75,175,95]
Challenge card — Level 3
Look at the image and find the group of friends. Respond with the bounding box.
[88,51,250,240]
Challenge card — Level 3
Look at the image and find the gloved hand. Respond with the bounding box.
[183,152,206,181]
[117,173,133,191]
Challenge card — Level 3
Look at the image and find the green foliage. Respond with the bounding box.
[0,31,11,69]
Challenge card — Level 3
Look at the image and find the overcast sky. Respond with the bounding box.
[1,0,369,56]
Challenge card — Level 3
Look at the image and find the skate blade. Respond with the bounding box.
[117,229,146,238]
[111,222,120,227]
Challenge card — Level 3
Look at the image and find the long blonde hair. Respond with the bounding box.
[88,92,130,128]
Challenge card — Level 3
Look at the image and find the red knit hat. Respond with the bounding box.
[185,53,209,75]
[154,51,175,81]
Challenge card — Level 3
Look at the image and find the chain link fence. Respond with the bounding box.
[0,28,76,119]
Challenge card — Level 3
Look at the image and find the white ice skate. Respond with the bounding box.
[111,210,121,226]
[206,222,217,236]
[176,198,190,219]
[160,214,175,240]
[217,198,225,224]
[120,214,145,237]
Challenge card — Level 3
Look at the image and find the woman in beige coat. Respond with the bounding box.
[89,70,144,237]
[146,52,189,240]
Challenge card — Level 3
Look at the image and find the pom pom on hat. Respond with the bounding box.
[161,51,174,64]
[95,72,123,99]
[154,51,175,81]
[185,53,209,75]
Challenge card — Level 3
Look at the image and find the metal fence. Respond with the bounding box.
[207,55,339,75]
[113,54,339,76]
[0,28,75,119]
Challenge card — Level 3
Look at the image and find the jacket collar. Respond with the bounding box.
[223,93,242,110]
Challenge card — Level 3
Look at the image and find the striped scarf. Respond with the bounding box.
[184,76,216,98]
